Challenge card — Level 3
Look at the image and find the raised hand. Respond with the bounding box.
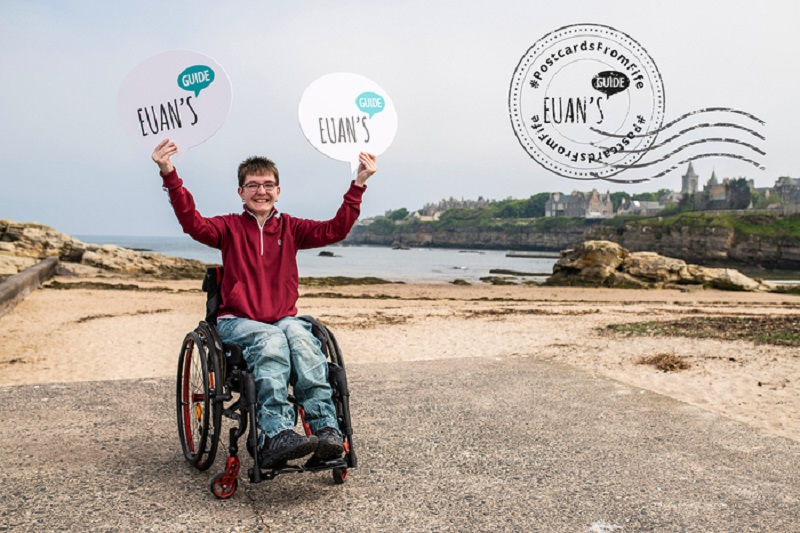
[152,138,178,174]
[355,152,378,186]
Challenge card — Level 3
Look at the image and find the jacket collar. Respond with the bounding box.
[242,206,280,224]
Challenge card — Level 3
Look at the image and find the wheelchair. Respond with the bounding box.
[176,267,356,499]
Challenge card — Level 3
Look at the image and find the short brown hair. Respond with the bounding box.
[237,156,279,187]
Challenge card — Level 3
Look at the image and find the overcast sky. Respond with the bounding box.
[1,0,798,236]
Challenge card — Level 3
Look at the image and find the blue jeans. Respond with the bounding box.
[216,316,338,439]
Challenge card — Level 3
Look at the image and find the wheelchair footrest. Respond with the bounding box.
[248,457,349,482]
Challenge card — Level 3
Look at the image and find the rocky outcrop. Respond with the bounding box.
[0,219,207,279]
[586,221,800,269]
[546,240,774,291]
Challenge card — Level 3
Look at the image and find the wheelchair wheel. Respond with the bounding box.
[333,467,348,484]
[210,472,238,499]
[176,328,222,471]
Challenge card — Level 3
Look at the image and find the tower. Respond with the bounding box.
[681,162,698,195]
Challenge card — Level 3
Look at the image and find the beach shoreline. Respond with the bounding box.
[1,275,798,443]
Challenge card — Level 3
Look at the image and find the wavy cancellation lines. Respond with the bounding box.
[589,107,766,183]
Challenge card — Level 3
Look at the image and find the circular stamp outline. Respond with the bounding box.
[509,23,665,180]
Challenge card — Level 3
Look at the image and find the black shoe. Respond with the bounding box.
[314,426,345,460]
[258,430,318,467]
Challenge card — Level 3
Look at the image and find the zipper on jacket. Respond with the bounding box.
[258,218,265,256]
[246,209,275,257]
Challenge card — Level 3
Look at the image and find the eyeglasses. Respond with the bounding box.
[243,182,277,192]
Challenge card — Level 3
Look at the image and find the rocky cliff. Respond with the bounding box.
[585,220,800,270]
[349,214,800,270]
[346,223,589,251]
[0,219,207,279]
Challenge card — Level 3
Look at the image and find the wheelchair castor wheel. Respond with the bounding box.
[332,467,348,485]
[210,456,241,499]
[210,472,238,499]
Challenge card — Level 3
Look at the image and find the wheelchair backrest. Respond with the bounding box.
[202,266,224,324]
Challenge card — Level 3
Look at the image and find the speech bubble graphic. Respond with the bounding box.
[299,73,398,174]
[177,65,216,97]
[355,92,385,119]
[117,50,232,161]
[592,71,630,97]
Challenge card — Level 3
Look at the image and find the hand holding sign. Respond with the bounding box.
[117,50,232,160]
[298,73,397,174]
[355,151,378,186]
[152,138,179,174]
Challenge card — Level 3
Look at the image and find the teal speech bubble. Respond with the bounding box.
[177,65,215,97]
[355,92,385,118]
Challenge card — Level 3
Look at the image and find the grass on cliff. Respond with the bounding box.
[361,211,593,235]
[622,212,800,239]
[605,315,800,346]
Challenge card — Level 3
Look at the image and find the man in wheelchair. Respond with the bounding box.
[152,138,377,467]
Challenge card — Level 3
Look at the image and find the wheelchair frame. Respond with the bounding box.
[176,267,357,499]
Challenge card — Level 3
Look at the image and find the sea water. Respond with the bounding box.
[76,235,559,284]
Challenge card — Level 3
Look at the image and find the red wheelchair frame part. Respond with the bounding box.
[211,456,241,499]
[298,406,313,436]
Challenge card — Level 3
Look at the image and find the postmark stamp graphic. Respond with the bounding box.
[509,24,665,180]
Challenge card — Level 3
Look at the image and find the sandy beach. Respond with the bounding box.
[1,274,798,443]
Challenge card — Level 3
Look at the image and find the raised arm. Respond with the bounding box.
[295,152,377,248]
[151,138,225,248]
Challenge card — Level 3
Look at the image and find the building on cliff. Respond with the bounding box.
[681,162,699,195]
[679,162,800,213]
[409,211,440,222]
[704,170,730,209]
[617,200,663,217]
[545,190,613,219]
[775,176,800,207]
[419,196,492,217]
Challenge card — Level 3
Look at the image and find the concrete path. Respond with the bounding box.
[1,357,798,532]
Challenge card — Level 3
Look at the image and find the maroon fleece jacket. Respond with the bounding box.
[161,168,365,323]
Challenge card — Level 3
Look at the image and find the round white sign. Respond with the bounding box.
[117,50,232,158]
[298,73,398,174]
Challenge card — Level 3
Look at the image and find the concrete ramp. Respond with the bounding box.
[1,357,798,531]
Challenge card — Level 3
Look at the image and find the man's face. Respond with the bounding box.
[238,172,281,219]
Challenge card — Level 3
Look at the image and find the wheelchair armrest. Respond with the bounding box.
[223,343,245,367]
